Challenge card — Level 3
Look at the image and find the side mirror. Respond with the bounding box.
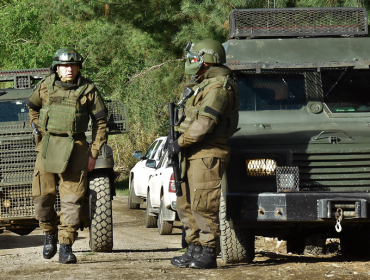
[146,159,156,169]
[133,150,143,159]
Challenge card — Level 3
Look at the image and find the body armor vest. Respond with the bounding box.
[39,74,90,134]
[176,75,239,138]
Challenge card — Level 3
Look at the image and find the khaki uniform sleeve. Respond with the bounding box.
[177,87,228,148]
[27,81,47,129]
[86,88,108,158]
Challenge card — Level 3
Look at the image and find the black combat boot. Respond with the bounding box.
[59,244,77,264]
[43,231,58,259]
[171,244,202,268]
[189,246,217,269]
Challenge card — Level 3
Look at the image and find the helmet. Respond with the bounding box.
[51,47,84,70]
[184,39,226,75]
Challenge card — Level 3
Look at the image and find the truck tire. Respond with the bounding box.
[219,193,255,263]
[9,227,36,236]
[340,232,370,257]
[128,178,140,209]
[89,172,113,252]
[158,196,173,235]
[145,189,157,228]
[286,238,305,255]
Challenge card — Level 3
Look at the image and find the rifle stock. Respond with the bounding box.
[168,102,182,197]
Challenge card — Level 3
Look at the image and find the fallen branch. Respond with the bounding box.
[129,58,185,81]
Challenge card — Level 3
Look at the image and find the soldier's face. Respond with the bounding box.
[57,64,79,82]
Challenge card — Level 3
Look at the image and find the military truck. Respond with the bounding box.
[220,7,370,263]
[0,68,128,252]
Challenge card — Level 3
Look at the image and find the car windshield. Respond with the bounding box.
[0,99,29,122]
[236,73,306,111]
[322,69,370,113]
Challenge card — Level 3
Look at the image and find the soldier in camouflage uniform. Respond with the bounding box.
[169,39,239,269]
[27,47,107,264]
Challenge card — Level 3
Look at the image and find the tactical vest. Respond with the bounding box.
[39,74,90,134]
[176,75,239,138]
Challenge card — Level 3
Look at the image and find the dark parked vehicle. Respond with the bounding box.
[221,7,370,263]
[0,68,128,252]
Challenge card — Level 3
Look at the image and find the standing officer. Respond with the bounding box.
[169,39,239,269]
[27,47,108,264]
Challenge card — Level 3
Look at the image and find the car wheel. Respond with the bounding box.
[220,191,255,263]
[158,196,173,235]
[89,172,113,252]
[128,177,140,209]
[145,189,157,228]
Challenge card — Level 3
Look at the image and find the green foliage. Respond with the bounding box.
[1,0,370,179]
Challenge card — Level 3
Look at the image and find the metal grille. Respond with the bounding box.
[0,185,61,218]
[15,76,31,89]
[0,133,36,184]
[293,151,370,191]
[1,185,34,217]
[0,68,49,82]
[229,8,368,38]
[0,132,61,218]
[105,100,129,134]
[276,166,299,192]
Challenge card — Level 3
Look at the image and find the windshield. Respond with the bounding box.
[322,69,370,113]
[236,73,306,111]
[0,99,29,122]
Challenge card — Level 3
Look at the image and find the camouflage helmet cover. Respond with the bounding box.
[51,47,84,70]
[184,39,226,75]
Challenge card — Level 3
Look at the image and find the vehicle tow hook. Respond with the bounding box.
[334,208,343,233]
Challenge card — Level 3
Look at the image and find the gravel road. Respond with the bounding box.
[1,195,370,280]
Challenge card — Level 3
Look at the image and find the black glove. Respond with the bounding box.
[168,139,181,159]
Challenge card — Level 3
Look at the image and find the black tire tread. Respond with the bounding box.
[219,193,255,263]
[89,172,113,252]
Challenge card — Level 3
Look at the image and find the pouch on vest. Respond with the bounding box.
[41,132,74,173]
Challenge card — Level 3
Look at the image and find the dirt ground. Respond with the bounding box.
[1,196,370,280]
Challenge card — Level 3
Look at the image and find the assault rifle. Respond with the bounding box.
[168,87,194,197]
[168,102,182,197]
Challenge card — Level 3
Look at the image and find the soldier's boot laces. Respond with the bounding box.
[189,246,217,269]
[59,244,77,264]
[171,244,202,268]
[43,231,58,259]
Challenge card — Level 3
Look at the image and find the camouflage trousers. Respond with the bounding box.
[32,137,89,245]
[177,157,227,249]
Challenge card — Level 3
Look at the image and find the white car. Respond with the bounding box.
[145,150,178,235]
[128,136,168,209]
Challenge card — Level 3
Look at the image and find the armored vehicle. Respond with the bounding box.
[0,68,128,252]
[221,7,370,263]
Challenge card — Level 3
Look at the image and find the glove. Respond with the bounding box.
[168,139,181,159]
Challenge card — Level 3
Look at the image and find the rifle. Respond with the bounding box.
[168,88,195,197]
[168,102,182,197]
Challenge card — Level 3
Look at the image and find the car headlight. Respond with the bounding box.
[246,159,277,177]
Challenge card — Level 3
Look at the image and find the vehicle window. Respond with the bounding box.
[0,99,29,122]
[149,140,163,159]
[236,73,306,111]
[322,69,370,113]
[144,140,158,159]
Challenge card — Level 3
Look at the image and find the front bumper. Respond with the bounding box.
[227,192,370,223]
